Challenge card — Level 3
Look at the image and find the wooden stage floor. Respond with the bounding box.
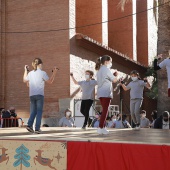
[0,127,170,145]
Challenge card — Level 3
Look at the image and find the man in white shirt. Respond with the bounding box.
[154,51,170,97]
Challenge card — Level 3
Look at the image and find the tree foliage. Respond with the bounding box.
[145,62,158,99]
[118,0,170,11]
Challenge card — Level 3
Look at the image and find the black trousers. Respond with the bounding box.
[80,99,93,126]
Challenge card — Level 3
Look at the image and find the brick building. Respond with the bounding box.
[157,1,170,114]
[0,0,157,126]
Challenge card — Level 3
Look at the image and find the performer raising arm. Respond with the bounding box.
[95,55,118,135]
[120,70,150,129]
[154,50,170,97]
[70,70,97,129]
[23,58,58,134]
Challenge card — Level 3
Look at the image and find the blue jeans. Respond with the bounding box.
[28,95,44,130]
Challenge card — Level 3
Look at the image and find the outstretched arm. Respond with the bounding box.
[23,65,29,83]
[119,79,129,91]
[112,71,118,83]
[70,73,78,85]
[154,54,162,71]
[107,70,118,83]
[46,67,58,84]
[143,78,151,89]
[120,83,129,91]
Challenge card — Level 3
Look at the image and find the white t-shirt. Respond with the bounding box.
[114,120,130,128]
[159,58,170,88]
[97,65,115,99]
[78,80,97,100]
[162,120,169,129]
[140,117,150,128]
[59,117,75,127]
[25,68,49,96]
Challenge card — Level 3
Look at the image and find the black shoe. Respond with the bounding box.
[26,126,34,133]
[88,118,93,127]
[35,129,42,134]
[136,123,140,127]
[82,125,86,130]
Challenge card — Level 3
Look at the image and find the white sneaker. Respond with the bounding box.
[102,127,109,135]
[97,128,103,135]
[134,125,140,131]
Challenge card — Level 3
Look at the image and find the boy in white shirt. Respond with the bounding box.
[140,110,150,128]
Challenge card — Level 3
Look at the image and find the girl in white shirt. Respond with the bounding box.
[23,58,58,133]
[95,55,118,134]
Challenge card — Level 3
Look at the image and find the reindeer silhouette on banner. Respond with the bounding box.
[34,143,57,170]
[0,147,9,165]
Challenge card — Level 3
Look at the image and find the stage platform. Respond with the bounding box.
[0,127,170,170]
[0,127,170,145]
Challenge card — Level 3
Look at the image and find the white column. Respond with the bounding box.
[102,0,108,46]
[69,0,76,39]
[147,0,158,65]
[69,0,76,113]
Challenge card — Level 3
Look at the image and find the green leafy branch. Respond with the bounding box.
[145,61,158,99]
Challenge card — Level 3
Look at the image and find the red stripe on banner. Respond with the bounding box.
[67,141,170,170]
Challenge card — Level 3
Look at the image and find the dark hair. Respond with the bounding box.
[130,70,139,76]
[32,58,43,71]
[95,55,111,70]
[0,108,5,112]
[85,70,94,77]
[140,110,146,114]
[106,116,111,121]
[122,114,127,119]
[130,70,141,80]
[162,111,169,117]
[151,110,157,119]
[64,108,72,117]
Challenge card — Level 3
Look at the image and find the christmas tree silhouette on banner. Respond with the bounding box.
[13,144,30,170]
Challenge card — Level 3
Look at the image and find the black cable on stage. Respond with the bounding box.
[0,0,170,34]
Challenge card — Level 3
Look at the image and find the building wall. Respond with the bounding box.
[0,0,70,119]
[76,0,102,43]
[136,0,148,65]
[0,0,7,108]
[137,0,158,66]
[108,0,134,59]
[157,2,170,114]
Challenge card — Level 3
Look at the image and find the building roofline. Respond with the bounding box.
[75,33,147,72]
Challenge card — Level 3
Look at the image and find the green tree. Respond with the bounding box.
[145,63,158,99]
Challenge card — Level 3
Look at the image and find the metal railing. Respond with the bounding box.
[0,118,24,128]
